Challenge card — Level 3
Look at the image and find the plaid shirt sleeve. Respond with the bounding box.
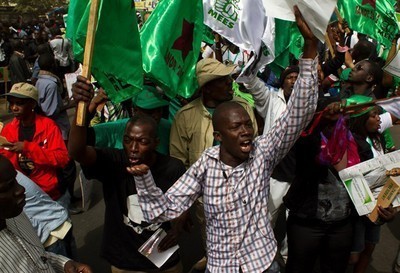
[257,56,319,170]
[134,155,206,223]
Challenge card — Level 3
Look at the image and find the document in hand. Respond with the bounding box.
[368,176,400,223]
[338,150,400,219]
[138,228,179,268]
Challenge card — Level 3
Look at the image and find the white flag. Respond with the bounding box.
[376,97,400,120]
[236,16,275,82]
[203,0,268,52]
[262,0,338,42]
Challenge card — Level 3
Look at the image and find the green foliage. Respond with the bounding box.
[0,0,68,14]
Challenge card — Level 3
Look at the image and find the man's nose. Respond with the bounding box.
[10,103,17,111]
[130,141,139,152]
[240,124,252,135]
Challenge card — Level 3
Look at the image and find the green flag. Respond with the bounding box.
[203,25,215,45]
[338,0,398,48]
[269,19,303,77]
[67,0,143,103]
[140,0,203,99]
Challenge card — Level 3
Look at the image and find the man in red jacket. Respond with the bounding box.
[0,83,69,202]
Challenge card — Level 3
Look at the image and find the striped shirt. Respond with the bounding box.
[0,213,69,273]
[134,57,318,273]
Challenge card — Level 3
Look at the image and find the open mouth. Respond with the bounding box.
[239,140,252,153]
[129,157,140,165]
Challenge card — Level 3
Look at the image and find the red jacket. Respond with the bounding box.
[0,114,69,200]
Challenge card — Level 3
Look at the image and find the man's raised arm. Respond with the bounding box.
[68,76,97,166]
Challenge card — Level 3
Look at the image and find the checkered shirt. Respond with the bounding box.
[134,57,318,273]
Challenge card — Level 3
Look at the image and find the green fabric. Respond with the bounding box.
[382,129,395,150]
[67,0,142,103]
[340,68,351,82]
[337,0,398,48]
[268,19,303,77]
[203,25,215,45]
[233,82,254,107]
[346,94,374,117]
[132,86,169,110]
[168,97,183,123]
[94,118,171,155]
[140,0,204,99]
[346,94,373,106]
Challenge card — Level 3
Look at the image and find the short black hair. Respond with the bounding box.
[352,40,377,63]
[126,114,158,138]
[38,53,55,71]
[364,59,383,86]
[212,101,245,131]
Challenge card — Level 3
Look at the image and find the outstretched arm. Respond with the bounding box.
[257,6,319,168]
[128,159,205,223]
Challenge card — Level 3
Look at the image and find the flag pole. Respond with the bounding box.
[334,7,350,34]
[325,33,335,58]
[313,96,400,116]
[76,0,100,126]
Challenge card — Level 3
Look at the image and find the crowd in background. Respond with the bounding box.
[0,8,400,273]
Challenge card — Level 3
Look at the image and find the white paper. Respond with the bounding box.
[138,228,179,268]
[383,45,400,78]
[64,65,82,99]
[339,150,400,216]
[262,0,338,42]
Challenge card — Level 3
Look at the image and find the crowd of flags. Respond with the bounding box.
[66,0,400,103]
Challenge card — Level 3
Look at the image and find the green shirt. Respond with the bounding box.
[93,118,171,155]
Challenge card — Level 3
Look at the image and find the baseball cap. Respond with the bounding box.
[133,85,169,110]
[2,82,38,103]
[196,58,236,88]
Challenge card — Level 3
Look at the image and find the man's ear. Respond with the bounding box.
[365,74,374,84]
[213,131,222,142]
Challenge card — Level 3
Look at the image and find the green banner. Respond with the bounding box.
[338,0,398,48]
[140,0,203,99]
[67,0,143,103]
[269,19,303,77]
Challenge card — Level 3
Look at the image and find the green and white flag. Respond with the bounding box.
[204,0,276,82]
[237,17,303,81]
[337,0,398,48]
[141,0,203,99]
[262,0,337,42]
[203,0,269,53]
[67,0,143,103]
[270,18,303,76]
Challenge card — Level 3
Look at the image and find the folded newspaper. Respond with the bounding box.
[339,150,400,217]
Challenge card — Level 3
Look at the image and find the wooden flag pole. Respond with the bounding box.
[76,0,100,126]
[334,7,350,34]
[325,33,335,58]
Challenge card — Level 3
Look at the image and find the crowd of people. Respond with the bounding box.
[0,5,400,273]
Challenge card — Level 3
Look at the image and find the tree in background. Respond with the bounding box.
[0,0,67,14]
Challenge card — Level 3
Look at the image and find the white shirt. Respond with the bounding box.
[244,76,287,134]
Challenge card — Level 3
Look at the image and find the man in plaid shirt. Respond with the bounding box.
[129,7,319,273]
